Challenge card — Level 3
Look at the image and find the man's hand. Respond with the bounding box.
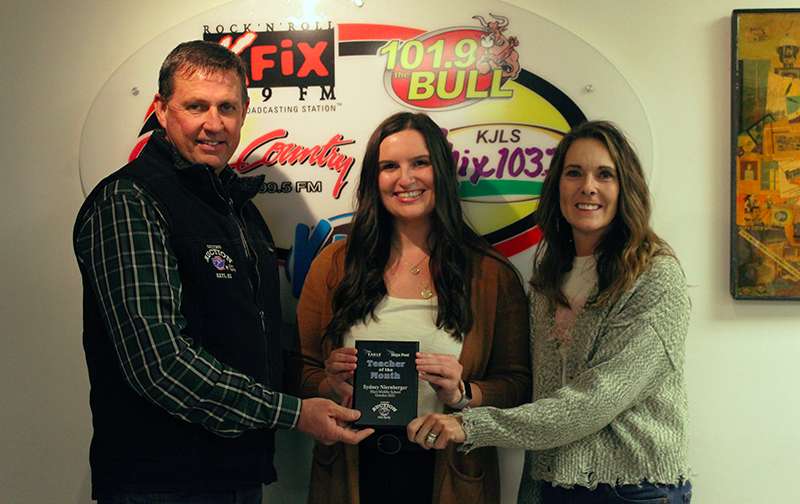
[296,398,374,445]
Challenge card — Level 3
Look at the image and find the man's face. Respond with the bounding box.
[154,68,248,172]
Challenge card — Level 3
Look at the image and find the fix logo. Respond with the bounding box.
[204,28,335,93]
[379,13,520,110]
[204,245,237,279]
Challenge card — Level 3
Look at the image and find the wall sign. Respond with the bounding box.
[80,0,651,297]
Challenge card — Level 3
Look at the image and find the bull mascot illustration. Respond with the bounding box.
[473,13,521,80]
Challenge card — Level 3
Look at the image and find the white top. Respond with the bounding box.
[562,255,598,304]
[344,296,463,416]
[552,255,598,385]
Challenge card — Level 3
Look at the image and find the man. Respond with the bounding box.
[73,41,371,503]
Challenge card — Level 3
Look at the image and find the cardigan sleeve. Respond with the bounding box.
[471,258,532,408]
[460,256,690,452]
[296,241,345,398]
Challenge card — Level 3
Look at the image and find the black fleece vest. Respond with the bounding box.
[74,132,284,497]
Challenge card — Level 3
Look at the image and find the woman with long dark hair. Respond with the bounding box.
[409,121,693,503]
[296,112,530,504]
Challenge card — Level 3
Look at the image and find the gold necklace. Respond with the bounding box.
[420,284,434,299]
[393,251,433,299]
[403,254,427,275]
[410,257,433,299]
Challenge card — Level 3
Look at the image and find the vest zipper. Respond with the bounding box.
[237,205,263,303]
[206,170,259,296]
[207,169,270,378]
[230,200,251,260]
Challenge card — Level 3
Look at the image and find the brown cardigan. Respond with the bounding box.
[296,240,531,504]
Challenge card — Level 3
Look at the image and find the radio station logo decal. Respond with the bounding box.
[232,128,356,199]
[450,123,562,257]
[204,26,335,91]
[288,212,351,297]
[377,13,520,110]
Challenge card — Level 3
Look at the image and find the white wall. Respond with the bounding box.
[1,1,798,503]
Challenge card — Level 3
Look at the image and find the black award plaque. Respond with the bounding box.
[353,340,419,428]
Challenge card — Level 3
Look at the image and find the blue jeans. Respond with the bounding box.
[97,485,263,504]
[541,480,692,504]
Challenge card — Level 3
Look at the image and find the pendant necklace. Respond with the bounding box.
[420,284,434,300]
[400,253,433,299]
[412,257,433,299]
[407,255,426,275]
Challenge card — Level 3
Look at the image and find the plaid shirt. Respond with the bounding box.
[75,176,301,437]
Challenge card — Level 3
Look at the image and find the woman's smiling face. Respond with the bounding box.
[559,138,619,256]
[377,129,436,225]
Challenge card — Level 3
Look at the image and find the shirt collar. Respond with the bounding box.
[150,129,263,203]
[150,129,195,171]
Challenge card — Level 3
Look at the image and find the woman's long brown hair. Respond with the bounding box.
[324,112,494,345]
[531,120,672,307]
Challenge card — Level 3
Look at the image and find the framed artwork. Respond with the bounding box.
[732,9,800,299]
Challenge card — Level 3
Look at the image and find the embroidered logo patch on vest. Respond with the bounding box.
[204,245,237,279]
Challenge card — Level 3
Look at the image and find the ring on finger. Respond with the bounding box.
[425,432,439,445]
